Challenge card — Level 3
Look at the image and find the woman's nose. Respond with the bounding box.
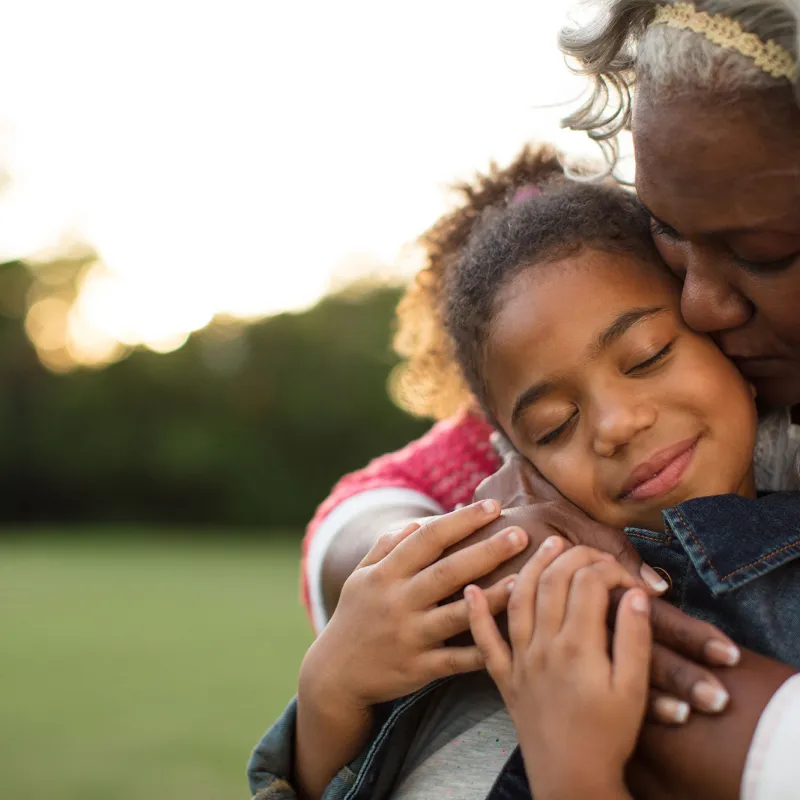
[679,254,753,334]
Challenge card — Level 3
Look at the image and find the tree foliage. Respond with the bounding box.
[0,261,430,528]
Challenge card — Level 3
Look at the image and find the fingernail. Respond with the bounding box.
[464,586,476,607]
[691,680,729,713]
[505,578,516,594]
[481,499,498,514]
[540,535,559,551]
[705,640,741,667]
[640,564,669,593]
[506,528,525,548]
[630,591,649,614]
[653,696,691,725]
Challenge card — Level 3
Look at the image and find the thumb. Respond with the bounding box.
[612,589,652,704]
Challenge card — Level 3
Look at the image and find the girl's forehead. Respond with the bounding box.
[491,252,678,350]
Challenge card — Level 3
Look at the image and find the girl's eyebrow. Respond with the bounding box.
[593,306,666,356]
[511,380,556,428]
[510,306,666,429]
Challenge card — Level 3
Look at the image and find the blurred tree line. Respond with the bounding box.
[0,258,430,529]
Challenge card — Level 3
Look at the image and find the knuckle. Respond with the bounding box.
[430,559,454,588]
[573,565,602,590]
[556,636,581,662]
[442,602,464,632]
[537,565,561,592]
[443,652,461,676]
[657,656,700,694]
[485,532,510,561]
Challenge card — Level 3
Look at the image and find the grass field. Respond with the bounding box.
[0,532,314,800]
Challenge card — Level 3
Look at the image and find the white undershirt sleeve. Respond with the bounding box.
[741,672,800,800]
[306,487,444,633]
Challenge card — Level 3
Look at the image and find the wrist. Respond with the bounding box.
[541,781,629,800]
[532,767,628,800]
[300,647,367,712]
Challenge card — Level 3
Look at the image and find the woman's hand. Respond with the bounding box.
[474,434,665,588]
[467,537,650,800]
[470,443,740,721]
[294,500,527,800]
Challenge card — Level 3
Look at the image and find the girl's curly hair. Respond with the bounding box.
[391,144,569,420]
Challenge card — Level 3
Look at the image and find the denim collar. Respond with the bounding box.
[661,493,800,596]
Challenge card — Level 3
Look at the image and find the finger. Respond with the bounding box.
[649,598,740,667]
[647,691,691,726]
[423,645,487,680]
[412,525,528,605]
[650,643,730,714]
[507,535,565,653]
[562,560,641,652]
[533,545,618,642]
[359,522,420,568]
[612,590,652,713]
[464,585,512,687]
[544,502,667,594]
[423,575,516,643]
[389,500,502,575]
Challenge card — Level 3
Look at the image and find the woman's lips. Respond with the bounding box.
[620,437,699,502]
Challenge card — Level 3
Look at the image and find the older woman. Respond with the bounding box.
[301,2,800,797]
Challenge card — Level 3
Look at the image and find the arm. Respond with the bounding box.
[304,411,499,628]
[318,500,437,621]
[467,538,651,800]
[627,649,797,800]
[294,503,527,798]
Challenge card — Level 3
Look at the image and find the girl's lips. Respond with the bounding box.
[620,439,699,502]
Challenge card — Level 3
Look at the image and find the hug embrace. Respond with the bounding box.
[251,2,800,799]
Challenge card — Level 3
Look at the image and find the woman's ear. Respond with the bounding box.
[749,382,757,399]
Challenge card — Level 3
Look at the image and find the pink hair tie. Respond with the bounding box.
[511,185,541,204]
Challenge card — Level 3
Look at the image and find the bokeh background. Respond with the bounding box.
[0,2,625,798]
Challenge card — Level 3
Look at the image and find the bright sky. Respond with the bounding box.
[0,0,621,364]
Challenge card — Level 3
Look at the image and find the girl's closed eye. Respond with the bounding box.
[626,342,674,374]
[536,411,576,446]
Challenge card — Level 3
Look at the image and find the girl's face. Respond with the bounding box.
[633,88,800,408]
[484,249,757,532]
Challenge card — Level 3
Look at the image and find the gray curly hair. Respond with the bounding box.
[559,0,800,167]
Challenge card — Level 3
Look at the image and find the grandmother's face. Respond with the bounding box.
[632,85,800,407]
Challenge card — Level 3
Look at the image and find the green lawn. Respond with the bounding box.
[0,532,314,800]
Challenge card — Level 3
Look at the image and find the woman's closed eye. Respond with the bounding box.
[650,218,681,242]
[626,342,673,375]
[735,253,799,274]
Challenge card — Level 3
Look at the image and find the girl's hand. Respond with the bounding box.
[294,500,528,800]
[472,442,738,721]
[466,537,651,800]
[302,499,528,708]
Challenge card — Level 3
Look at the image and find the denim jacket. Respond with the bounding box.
[248,491,800,800]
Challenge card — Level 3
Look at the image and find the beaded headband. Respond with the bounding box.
[650,3,797,82]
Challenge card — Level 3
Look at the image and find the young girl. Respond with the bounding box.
[249,179,800,799]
